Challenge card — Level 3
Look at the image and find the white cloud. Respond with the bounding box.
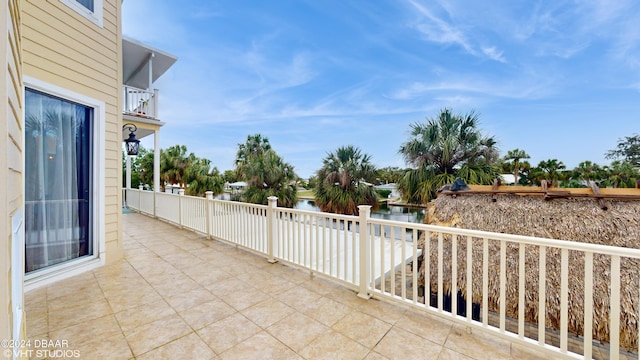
[387,72,556,102]
[405,0,506,63]
[481,46,506,63]
[406,0,474,54]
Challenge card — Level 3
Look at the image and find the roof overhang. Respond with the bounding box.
[123,36,178,90]
[122,115,165,141]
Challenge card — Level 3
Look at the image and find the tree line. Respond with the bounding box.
[124,109,640,214]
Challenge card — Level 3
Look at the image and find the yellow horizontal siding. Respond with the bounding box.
[7,171,21,216]
[22,47,117,97]
[22,1,119,96]
[23,6,116,64]
[26,0,117,45]
[7,0,22,216]
[6,94,21,147]
[23,28,117,77]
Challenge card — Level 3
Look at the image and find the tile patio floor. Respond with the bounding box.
[24,213,545,359]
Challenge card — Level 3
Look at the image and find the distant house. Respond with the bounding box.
[499,174,516,185]
[374,183,401,198]
[227,181,248,191]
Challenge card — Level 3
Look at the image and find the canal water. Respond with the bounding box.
[295,199,425,224]
[215,193,426,225]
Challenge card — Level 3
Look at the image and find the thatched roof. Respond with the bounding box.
[419,191,640,350]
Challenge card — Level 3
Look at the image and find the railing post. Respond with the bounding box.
[205,191,213,239]
[153,89,159,118]
[135,185,143,212]
[178,188,185,227]
[123,85,128,113]
[267,196,278,263]
[357,205,372,299]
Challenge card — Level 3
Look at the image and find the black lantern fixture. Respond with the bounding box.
[122,123,140,156]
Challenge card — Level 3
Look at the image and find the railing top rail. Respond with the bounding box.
[123,84,153,93]
[182,194,209,201]
[211,198,268,210]
[276,206,359,222]
[368,217,640,259]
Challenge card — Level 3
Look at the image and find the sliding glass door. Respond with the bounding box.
[24,88,94,273]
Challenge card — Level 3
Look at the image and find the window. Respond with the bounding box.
[60,0,103,27]
[24,77,105,285]
[76,0,94,12]
[24,89,94,273]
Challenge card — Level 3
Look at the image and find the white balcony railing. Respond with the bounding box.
[123,188,640,360]
[122,85,158,119]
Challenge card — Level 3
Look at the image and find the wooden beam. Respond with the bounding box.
[589,182,609,210]
[492,179,500,202]
[442,190,640,201]
[541,180,548,192]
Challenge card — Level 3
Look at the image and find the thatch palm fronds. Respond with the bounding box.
[398,109,500,204]
[420,194,640,350]
[314,145,378,215]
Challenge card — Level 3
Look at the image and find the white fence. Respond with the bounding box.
[124,188,640,359]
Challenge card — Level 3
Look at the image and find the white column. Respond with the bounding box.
[147,52,155,90]
[154,129,160,192]
[125,154,131,189]
[153,89,159,118]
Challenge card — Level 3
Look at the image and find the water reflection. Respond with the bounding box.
[295,199,425,224]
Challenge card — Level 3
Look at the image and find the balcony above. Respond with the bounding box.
[123,36,177,91]
[122,36,177,139]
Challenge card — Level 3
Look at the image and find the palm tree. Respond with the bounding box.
[160,145,193,191]
[602,160,639,188]
[242,149,298,207]
[314,145,378,215]
[235,134,272,177]
[531,159,566,187]
[570,161,603,187]
[397,109,499,204]
[184,158,224,197]
[503,149,530,185]
[138,150,155,188]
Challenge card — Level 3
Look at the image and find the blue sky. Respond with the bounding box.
[123,0,640,179]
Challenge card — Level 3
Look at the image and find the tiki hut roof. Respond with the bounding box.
[419,187,640,350]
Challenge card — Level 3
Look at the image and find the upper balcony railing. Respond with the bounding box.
[123,188,640,360]
[122,85,158,119]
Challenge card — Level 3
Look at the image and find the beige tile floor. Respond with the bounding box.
[24,213,546,359]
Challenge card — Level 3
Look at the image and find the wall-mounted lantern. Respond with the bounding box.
[122,123,140,156]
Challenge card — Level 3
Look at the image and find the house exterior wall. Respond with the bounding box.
[1,0,25,350]
[21,0,123,279]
